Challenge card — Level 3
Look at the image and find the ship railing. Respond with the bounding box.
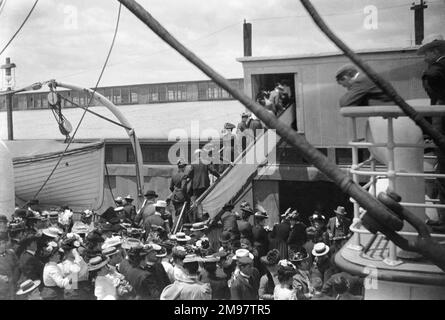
[341,104,445,266]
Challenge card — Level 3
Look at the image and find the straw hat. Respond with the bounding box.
[102,236,123,250]
[16,280,41,296]
[102,246,120,257]
[42,227,63,238]
[312,243,330,257]
[87,256,110,271]
[171,232,191,243]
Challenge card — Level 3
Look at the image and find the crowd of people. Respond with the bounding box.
[0,188,363,300]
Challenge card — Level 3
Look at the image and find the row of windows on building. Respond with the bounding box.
[0,79,244,111]
[105,142,372,166]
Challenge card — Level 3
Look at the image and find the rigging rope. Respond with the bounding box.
[33,3,123,200]
[0,0,39,57]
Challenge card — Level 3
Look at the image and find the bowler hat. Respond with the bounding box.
[144,190,158,198]
[417,34,445,55]
[124,194,134,201]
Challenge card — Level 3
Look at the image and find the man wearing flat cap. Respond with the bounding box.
[336,64,391,107]
[418,34,445,231]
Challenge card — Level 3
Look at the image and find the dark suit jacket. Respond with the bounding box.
[230,268,260,300]
[170,170,188,203]
[340,74,392,107]
[18,251,44,282]
[189,163,220,190]
[327,217,352,238]
[124,263,169,300]
[271,221,291,242]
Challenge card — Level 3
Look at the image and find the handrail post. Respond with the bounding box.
[348,117,362,251]
[384,117,403,266]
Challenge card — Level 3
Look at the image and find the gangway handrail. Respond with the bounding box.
[341,105,445,118]
[190,105,295,211]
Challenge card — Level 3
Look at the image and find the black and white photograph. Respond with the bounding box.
[0,0,444,304]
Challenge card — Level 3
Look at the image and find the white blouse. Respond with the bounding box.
[43,262,72,289]
[273,284,297,300]
[58,255,89,282]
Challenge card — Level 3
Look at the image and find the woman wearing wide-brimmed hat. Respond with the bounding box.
[41,241,72,300]
[87,255,118,300]
[289,249,315,300]
[59,235,91,300]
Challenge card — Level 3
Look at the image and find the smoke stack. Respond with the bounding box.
[243,20,252,57]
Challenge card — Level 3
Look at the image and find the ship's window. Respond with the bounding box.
[105,145,113,163]
[336,148,353,165]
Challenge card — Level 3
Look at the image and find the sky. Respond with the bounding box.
[0,0,444,89]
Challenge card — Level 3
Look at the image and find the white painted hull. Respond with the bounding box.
[5,140,105,210]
